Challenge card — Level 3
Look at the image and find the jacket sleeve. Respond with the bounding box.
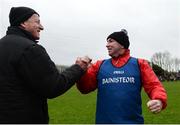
[138,59,167,109]
[76,60,103,94]
[17,44,85,99]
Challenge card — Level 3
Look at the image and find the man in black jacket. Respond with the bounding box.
[0,6,91,123]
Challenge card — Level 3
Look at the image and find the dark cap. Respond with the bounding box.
[9,6,39,26]
[107,29,130,49]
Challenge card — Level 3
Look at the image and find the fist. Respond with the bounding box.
[81,56,92,64]
[75,56,92,71]
[147,100,163,114]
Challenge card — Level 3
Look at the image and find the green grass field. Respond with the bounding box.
[48,81,180,124]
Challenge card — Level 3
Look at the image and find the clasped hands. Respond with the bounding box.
[75,56,92,71]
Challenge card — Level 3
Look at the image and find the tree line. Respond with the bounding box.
[56,51,180,82]
[151,51,180,81]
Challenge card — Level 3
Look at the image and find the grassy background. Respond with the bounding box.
[48,81,180,124]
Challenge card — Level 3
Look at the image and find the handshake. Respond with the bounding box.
[75,56,92,71]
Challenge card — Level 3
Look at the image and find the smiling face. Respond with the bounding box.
[106,38,126,58]
[20,14,44,40]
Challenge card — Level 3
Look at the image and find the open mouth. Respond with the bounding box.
[107,48,112,52]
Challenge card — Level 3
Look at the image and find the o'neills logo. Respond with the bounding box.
[102,77,135,84]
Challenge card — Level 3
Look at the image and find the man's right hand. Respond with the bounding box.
[75,56,92,71]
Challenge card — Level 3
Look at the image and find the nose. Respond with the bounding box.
[106,42,110,48]
[39,23,44,30]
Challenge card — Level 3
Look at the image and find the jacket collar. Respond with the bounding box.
[111,49,131,67]
[6,26,38,43]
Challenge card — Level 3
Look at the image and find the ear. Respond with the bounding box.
[20,22,27,28]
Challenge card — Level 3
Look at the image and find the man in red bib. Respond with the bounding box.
[77,29,167,124]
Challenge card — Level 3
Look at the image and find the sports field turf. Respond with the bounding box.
[48,81,180,124]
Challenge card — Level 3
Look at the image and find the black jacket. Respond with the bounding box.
[0,26,84,123]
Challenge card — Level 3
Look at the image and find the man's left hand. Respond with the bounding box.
[147,99,163,114]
